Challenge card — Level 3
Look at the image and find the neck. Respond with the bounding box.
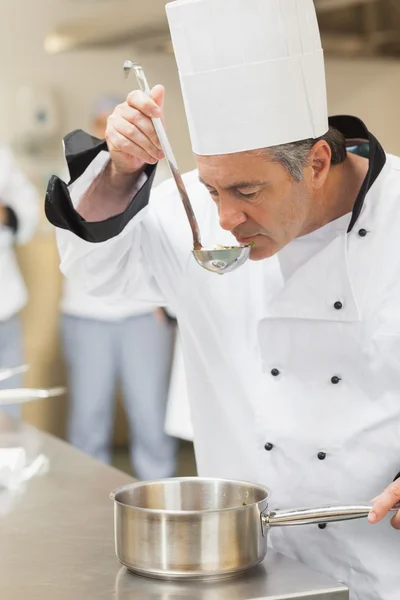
[302,152,369,236]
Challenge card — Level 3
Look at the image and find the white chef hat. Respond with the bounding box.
[165,0,329,156]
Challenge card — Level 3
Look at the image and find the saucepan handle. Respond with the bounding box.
[261,503,400,528]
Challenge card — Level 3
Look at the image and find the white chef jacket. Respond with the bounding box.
[59,152,158,321]
[0,145,39,321]
[47,117,400,599]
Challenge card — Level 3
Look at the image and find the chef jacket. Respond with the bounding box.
[58,155,159,321]
[45,116,400,600]
[0,145,39,321]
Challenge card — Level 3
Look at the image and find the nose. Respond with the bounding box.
[218,198,247,232]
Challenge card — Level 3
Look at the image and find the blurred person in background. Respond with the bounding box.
[0,144,39,418]
[60,95,178,480]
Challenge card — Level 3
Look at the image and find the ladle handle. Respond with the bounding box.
[133,65,202,250]
[262,503,400,528]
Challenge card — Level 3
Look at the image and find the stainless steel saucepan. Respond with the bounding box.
[111,477,397,581]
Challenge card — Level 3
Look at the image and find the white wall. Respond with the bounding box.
[1,1,400,181]
[325,57,400,155]
[0,0,194,185]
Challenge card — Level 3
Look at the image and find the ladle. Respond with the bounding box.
[123,60,251,275]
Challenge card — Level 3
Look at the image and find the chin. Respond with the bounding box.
[249,244,277,261]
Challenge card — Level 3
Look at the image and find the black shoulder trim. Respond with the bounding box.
[45,130,157,243]
[328,115,386,233]
[64,130,108,183]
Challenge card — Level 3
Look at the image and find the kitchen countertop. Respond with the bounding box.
[0,427,349,600]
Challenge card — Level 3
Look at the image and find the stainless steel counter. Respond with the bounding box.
[0,428,349,600]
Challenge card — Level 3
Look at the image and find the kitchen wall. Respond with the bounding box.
[2,0,400,440]
[0,1,193,440]
[325,58,400,154]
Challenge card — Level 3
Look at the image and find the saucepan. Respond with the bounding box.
[110,477,398,581]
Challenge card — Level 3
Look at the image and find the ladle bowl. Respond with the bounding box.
[193,246,251,274]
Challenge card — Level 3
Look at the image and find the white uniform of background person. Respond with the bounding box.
[148,160,194,443]
[0,145,39,418]
[45,1,400,598]
[60,96,177,479]
[165,323,193,442]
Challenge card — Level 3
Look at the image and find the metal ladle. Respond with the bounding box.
[123,60,251,275]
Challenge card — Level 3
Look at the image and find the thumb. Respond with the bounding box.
[151,84,165,113]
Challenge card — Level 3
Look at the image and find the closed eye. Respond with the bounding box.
[237,191,258,199]
[206,187,260,202]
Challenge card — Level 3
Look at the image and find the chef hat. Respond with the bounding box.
[165,0,328,156]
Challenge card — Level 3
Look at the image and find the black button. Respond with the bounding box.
[264,443,274,452]
[318,523,327,530]
[271,368,280,377]
[358,228,368,237]
[334,301,343,310]
[331,376,341,385]
[318,452,327,460]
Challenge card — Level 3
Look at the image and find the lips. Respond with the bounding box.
[234,234,259,244]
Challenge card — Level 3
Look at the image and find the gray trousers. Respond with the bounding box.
[0,315,24,419]
[61,313,178,480]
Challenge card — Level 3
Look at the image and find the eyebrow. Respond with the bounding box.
[198,177,270,190]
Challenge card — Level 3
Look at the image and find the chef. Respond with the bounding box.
[0,144,39,417]
[45,1,400,598]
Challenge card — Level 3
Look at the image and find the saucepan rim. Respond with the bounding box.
[110,476,271,516]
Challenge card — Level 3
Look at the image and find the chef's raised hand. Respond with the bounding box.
[105,85,166,175]
[369,478,400,529]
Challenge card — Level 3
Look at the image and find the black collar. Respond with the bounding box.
[328,115,386,232]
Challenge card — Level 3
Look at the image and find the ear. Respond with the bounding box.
[309,140,331,190]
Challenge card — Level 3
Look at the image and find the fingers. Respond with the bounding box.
[111,112,163,161]
[105,88,166,166]
[107,135,157,166]
[105,86,167,170]
[126,87,163,118]
[369,479,400,524]
[125,85,166,140]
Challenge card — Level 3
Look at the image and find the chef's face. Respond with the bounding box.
[196,143,330,260]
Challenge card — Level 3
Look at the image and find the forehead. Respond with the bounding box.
[195,150,277,186]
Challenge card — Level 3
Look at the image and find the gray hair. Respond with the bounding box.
[265,126,347,181]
